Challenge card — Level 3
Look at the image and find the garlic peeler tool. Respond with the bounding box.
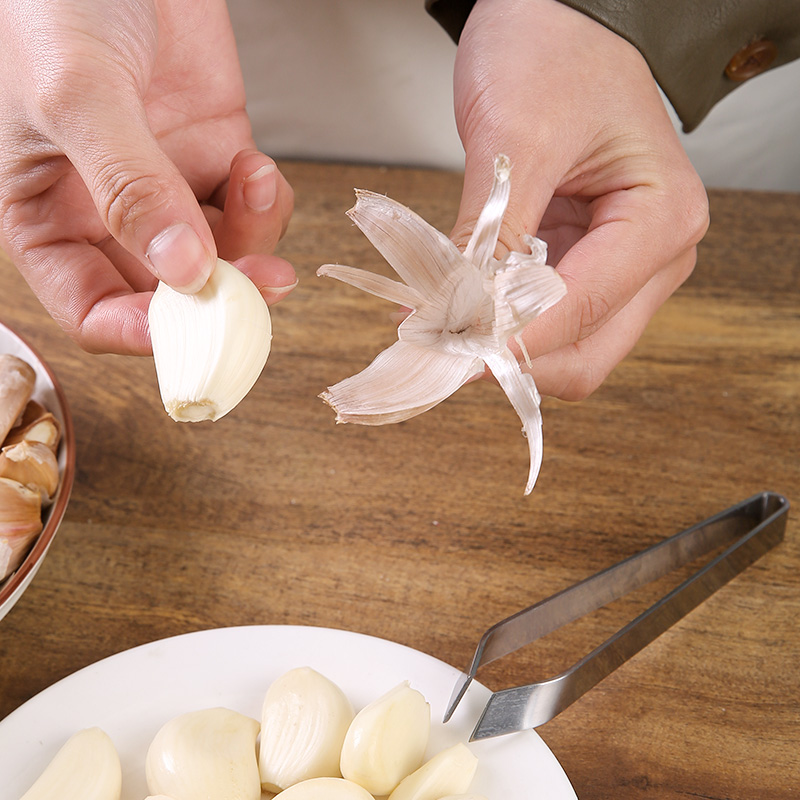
[444,491,789,740]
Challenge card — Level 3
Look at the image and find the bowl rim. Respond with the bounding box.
[0,321,76,610]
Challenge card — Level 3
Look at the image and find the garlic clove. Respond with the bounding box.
[0,441,60,505]
[339,681,430,796]
[0,477,43,580]
[145,707,261,800]
[148,258,272,422]
[270,776,376,799]
[20,727,122,800]
[0,354,36,443]
[259,667,355,792]
[387,743,479,800]
[3,400,62,451]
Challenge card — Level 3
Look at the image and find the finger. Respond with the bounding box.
[49,77,217,293]
[522,250,697,400]
[231,253,298,306]
[22,239,152,355]
[207,150,294,261]
[531,183,708,358]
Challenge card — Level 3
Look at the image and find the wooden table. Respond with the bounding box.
[0,161,797,799]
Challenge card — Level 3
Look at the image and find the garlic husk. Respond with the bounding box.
[317,155,567,495]
[20,727,122,800]
[387,743,479,800]
[0,354,36,443]
[339,681,430,796]
[145,707,261,800]
[0,476,43,580]
[272,776,376,799]
[3,400,62,451]
[259,667,355,792]
[148,258,272,422]
[0,441,60,505]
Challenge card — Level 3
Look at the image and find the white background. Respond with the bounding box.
[229,0,800,192]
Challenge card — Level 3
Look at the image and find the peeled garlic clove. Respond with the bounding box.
[0,477,43,580]
[259,667,355,792]
[145,707,261,800]
[148,258,272,422]
[339,681,430,796]
[0,441,60,505]
[0,354,36,443]
[387,743,478,800]
[270,776,376,799]
[20,727,122,800]
[3,400,61,451]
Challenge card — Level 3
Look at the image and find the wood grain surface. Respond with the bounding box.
[0,160,798,798]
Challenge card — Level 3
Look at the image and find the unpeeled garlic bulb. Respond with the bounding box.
[20,727,122,800]
[145,707,261,800]
[387,743,479,800]
[339,681,430,796]
[0,476,43,579]
[0,441,60,504]
[273,776,376,799]
[259,666,355,792]
[0,354,36,443]
[148,258,272,422]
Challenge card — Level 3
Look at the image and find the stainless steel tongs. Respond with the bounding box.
[444,491,789,740]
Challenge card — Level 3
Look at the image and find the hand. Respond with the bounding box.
[451,0,709,399]
[0,0,296,355]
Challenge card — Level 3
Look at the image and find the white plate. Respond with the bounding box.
[0,321,75,622]
[0,625,576,799]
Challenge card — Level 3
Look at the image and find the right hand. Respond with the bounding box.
[0,0,296,355]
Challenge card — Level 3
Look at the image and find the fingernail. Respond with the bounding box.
[259,278,299,298]
[146,223,214,293]
[243,164,277,212]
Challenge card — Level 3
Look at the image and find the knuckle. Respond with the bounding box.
[96,169,164,237]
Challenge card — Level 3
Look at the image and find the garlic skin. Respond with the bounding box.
[387,743,479,800]
[273,776,376,799]
[0,476,43,580]
[145,707,261,800]
[148,258,272,422]
[3,400,62,451]
[0,354,36,443]
[20,727,122,800]
[339,681,430,796]
[318,155,567,494]
[259,667,355,792]
[0,441,60,505]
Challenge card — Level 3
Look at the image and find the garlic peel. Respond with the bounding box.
[0,476,43,580]
[20,727,122,800]
[318,155,567,494]
[0,354,36,443]
[148,258,272,422]
[259,666,355,792]
[0,441,60,504]
[145,707,261,800]
[339,681,431,796]
[387,743,479,800]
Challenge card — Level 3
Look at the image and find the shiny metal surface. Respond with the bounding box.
[445,492,789,740]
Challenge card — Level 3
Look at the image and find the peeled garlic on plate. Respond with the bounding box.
[149,258,272,422]
[20,727,122,800]
[259,666,355,792]
[274,776,376,799]
[340,681,431,796]
[145,707,261,800]
[388,742,479,800]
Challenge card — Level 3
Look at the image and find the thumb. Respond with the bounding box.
[449,144,555,259]
[57,84,217,293]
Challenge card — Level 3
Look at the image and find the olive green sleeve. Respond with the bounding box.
[425,0,800,131]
